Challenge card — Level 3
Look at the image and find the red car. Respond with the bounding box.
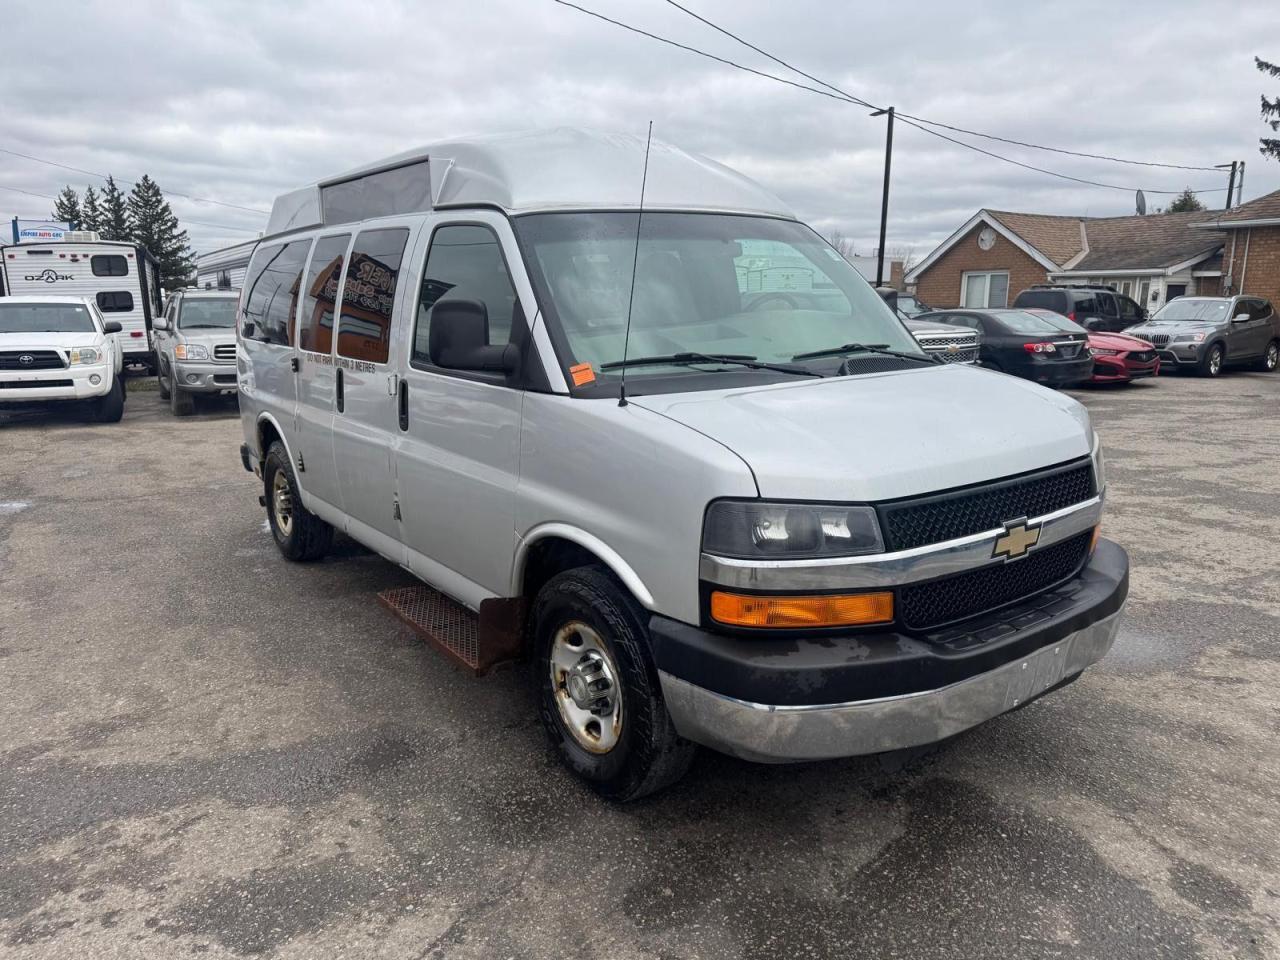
[1023,309,1160,383]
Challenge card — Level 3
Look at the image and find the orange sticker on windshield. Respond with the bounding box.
[569,363,596,386]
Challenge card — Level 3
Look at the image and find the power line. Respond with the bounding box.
[661,0,1219,173]
[0,147,270,214]
[0,183,260,233]
[555,0,1226,194]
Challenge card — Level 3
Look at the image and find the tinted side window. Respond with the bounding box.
[96,291,134,312]
[413,224,518,366]
[1096,293,1119,317]
[1071,293,1100,315]
[242,241,310,346]
[1118,296,1142,320]
[298,234,350,354]
[1012,291,1063,313]
[91,254,128,277]
[336,228,410,365]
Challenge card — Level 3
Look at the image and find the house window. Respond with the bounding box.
[1118,280,1132,297]
[1138,280,1151,306]
[961,271,1009,308]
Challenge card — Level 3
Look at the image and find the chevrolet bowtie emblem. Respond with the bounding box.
[993,519,1041,561]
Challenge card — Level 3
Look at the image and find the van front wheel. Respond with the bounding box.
[533,567,695,801]
[263,442,333,562]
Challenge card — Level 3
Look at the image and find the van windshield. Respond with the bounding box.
[515,212,922,388]
[0,302,96,334]
[179,298,238,329]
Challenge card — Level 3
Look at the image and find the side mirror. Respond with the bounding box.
[102,321,123,334]
[429,299,518,374]
[1233,310,1250,322]
[153,316,169,331]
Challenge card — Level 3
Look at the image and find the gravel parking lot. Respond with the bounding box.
[1,371,1277,960]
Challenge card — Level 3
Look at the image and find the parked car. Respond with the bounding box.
[153,289,240,415]
[1125,296,1280,377]
[0,295,125,421]
[237,129,1127,800]
[919,308,1094,386]
[1021,308,1159,383]
[876,287,979,363]
[902,317,980,364]
[1013,284,1147,333]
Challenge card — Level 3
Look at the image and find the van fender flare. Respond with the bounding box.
[255,412,308,501]
[513,523,656,610]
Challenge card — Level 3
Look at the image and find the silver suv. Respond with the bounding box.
[1126,295,1280,377]
[153,289,240,415]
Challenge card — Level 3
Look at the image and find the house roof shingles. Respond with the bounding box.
[1192,188,1280,227]
[985,210,1085,267]
[1066,209,1225,271]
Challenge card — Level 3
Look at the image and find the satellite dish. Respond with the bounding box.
[1135,190,1147,215]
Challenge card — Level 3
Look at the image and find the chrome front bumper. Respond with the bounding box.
[659,610,1122,763]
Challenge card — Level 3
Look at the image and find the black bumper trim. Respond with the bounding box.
[649,538,1129,707]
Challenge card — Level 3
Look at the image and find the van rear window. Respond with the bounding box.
[91,255,129,277]
[1013,291,1063,312]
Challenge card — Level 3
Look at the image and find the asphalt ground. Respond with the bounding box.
[1,368,1277,959]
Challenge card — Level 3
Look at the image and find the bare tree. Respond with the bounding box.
[826,228,858,261]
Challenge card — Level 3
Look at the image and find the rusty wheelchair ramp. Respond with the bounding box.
[378,584,523,676]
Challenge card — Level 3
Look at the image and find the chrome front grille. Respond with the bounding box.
[1147,334,1170,348]
[915,333,980,364]
[213,343,236,362]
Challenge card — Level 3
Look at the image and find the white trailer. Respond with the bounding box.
[0,234,163,369]
[194,238,256,292]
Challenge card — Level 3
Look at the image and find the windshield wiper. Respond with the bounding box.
[600,352,822,377]
[791,342,936,364]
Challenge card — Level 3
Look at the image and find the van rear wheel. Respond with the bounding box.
[533,567,695,802]
[263,442,333,562]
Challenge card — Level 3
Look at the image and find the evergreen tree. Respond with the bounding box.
[128,174,193,286]
[81,184,103,234]
[1166,187,1205,213]
[52,185,82,226]
[100,175,132,241]
[1259,56,1280,162]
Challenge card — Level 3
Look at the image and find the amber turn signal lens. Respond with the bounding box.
[710,591,894,628]
[1089,524,1101,554]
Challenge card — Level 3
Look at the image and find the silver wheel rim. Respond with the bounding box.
[1209,349,1221,374]
[549,621,623,754]
[1268,345,1278,370]
[271,470,293,538]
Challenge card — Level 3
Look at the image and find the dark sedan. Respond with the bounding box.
[917,309,1094,386]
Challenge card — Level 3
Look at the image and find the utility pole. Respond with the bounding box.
[872,106,894,287]
[1218,162,1238,210]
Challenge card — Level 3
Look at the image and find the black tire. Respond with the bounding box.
[1198,343,1224,378]
[1259,339,1279,373]
[263,441,333,561]
[170,383,195,417]
[90,377,125,423]
[155,355,171,400]
[533,566,696,802]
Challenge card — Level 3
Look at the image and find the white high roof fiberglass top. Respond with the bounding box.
[264,128,795,237]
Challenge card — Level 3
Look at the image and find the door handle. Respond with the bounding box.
[398,380,409,431]
[336,368,344,413]
[290,356,299,373]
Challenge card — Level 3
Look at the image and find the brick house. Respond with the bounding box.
[1191,190,1280,308]
[903,201,1266,313]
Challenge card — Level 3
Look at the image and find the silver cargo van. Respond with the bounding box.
[237,129,1128,800]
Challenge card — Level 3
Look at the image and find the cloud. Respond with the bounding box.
[2,0,1277,259]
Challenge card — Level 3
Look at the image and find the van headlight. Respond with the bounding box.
[703,500,884,559]
[69,347,102,365]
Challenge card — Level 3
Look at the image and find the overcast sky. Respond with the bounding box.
[4,0,1279,262]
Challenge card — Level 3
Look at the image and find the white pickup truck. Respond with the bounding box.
[0,296,126,422]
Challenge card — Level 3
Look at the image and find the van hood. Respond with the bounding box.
[631,365,1093,502]
[0,330,100,352]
